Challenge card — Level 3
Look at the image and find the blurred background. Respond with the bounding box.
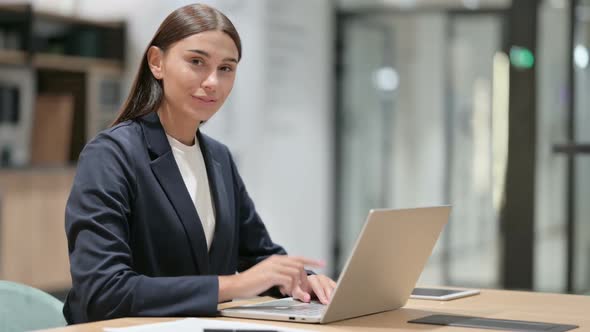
[0,0,588,303]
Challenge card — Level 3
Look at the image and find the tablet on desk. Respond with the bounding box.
[410,287,480,300]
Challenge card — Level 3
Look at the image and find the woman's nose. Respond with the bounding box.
[202,70,218,91]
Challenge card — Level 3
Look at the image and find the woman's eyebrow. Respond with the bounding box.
[187,49,238,63]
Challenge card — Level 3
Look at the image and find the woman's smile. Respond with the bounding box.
[191,94,218,106]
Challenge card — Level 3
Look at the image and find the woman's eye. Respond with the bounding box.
[191,58,203,65]
[220,66,234,72]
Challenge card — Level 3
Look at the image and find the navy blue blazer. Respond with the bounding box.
[64,112,287,324]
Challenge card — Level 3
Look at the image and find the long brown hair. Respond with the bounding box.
[112,3,242,126]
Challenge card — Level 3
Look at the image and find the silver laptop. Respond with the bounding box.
[220,206,450,324]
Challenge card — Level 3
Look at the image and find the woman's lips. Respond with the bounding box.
[192,95,217,104]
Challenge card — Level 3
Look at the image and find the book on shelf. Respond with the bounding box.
[30,94,74,165]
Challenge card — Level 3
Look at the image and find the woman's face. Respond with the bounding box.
[149,30,239,123]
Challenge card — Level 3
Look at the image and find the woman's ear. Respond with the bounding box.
[147,46,164,80]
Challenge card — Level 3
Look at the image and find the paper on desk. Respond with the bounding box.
[103,317,314,332]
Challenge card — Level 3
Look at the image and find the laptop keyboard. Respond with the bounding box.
[230,298,326,317]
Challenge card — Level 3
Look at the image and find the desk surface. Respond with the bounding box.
[41,288,590,332]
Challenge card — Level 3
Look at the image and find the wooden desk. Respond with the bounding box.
[40,289,590,331]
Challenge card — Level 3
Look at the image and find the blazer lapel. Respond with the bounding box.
[199,132,234,274]
[140,112,209,274]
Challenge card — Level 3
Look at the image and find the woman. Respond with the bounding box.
[64,3,336,324]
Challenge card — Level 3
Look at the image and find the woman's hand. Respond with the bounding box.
[218,255,324,302]
[304,274,337,304]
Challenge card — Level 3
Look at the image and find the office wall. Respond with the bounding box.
[535,0,569,292]
[389,14,448,284]
[76,0,335,273]
[337,12,503,288]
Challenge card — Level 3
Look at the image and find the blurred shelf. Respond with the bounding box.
[0,49,27,66]
[1,4,125,70]
[0,4,28,13]
[0,4,125,167]
[32,53,123,73]
[0,4,123,29]
[0,165,76,173]
[35,9,124,29]
[0,51,124,72]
